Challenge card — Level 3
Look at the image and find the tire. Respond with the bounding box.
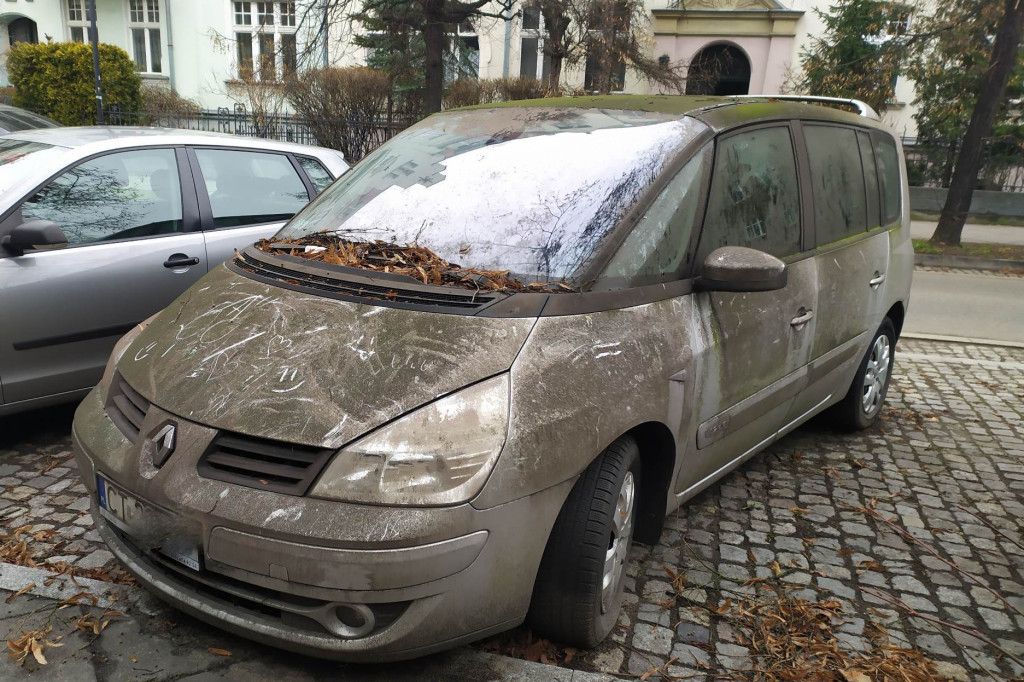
[830,318,896,430]
[526,436,641,648]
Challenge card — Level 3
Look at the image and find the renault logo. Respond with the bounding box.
[150,422,177,468]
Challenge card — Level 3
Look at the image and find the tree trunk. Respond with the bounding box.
[423,0,444,114]
[931,0,1024,246]
[548,57,563,91]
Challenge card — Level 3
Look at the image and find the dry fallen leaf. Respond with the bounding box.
[207,647,233,657]
[5,583,35,603]
[841,668,871,682]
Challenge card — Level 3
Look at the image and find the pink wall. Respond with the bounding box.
[656,34,796,95]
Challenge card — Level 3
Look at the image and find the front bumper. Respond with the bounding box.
[72,386,571,661]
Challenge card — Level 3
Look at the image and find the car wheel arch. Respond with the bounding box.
[885,301,905,339]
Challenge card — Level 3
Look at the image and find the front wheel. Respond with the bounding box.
[830,318,896,430]
[527,436,640,647]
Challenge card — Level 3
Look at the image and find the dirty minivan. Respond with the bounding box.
[72,96,912,661]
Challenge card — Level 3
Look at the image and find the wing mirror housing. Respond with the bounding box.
[696,246,787,293]
[1,220,68,256]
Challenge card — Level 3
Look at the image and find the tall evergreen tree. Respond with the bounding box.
[798,0,906,113]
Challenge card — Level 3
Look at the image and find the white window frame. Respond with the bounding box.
[127,0,163,74]
[519,5,545,82]
[66,0,90,44]
[232,1,298,82]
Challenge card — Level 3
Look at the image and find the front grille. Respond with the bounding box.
[106,373,150,442]
[198,433,335,496]
[233,250,497,311]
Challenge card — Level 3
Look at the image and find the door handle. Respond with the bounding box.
[869,272,886,289]
[164,254,200,269]
[791,309,814,327]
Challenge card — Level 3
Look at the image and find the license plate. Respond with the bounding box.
[96,474,202,572]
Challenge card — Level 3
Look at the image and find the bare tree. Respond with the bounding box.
[530,0,684,94]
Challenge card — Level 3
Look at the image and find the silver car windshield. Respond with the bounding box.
[278,108,706,283]
[0,139,67,195]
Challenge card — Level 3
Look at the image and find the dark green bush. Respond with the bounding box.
[7,42,142,125]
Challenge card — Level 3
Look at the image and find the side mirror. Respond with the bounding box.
[1,220,68,255]
[696,246,787,293]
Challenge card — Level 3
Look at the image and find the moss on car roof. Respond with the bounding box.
[457,94,731,115]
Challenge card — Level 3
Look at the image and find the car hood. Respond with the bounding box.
[117,265,537,448]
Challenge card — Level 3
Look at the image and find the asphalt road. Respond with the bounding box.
[904,268,1024,344]
[910,220,1024,245]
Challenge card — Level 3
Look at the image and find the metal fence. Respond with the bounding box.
[101,105,413,163]
[0,96,413,163]
[902,136,1024,193]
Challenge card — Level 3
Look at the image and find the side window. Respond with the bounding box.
[22,148,182,245]
[805,125,867,245]
[858,131,880,229]
[875,136,902,224]
[697,126,802,263]
[600,146,709,284]
[297,156,335,193]
[193,149,309,229]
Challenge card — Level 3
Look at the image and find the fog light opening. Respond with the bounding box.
[325,603,376,639]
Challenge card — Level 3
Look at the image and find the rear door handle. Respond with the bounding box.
[791,309,814,327]
[164,254,200,269]
[869,272,886,289]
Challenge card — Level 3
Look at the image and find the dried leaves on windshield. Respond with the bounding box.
[256,235,575,293]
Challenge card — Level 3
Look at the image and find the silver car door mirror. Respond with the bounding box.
[2,220,69,256]
[696,246,787,293]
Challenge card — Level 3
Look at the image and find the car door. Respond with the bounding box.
[188,147,313,267]
[677,123,818,496]
[797,125,892,418]
[0,146,204,406]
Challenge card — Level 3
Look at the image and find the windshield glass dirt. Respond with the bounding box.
[277,108,707,284]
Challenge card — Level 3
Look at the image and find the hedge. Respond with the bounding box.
[6,42,142,125]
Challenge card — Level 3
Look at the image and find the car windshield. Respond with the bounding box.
[0,139,69,195]
[0,108,59,132]
[278,108,706,284]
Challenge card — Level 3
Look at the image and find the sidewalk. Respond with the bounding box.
[911,220,1024,246]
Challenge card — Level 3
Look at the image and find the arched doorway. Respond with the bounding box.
[685,44,751,96]
[6,16,39,46]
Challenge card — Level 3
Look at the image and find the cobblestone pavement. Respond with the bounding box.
[2,337,1022,680]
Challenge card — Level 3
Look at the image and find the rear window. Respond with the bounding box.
[194,148,310,228]
[805,125,867,245]
[876,136,902,224]
[297,156,334,193]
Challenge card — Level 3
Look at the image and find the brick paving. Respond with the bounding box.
[1,337,1022,679]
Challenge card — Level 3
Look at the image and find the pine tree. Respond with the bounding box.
[798,0,905,113]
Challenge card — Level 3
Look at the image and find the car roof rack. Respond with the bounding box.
[732,95,880,120]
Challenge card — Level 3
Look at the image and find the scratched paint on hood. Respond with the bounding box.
[117,265,536,448]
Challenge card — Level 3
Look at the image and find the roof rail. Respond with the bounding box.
[733,95,880,120]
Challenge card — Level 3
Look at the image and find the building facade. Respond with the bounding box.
[1,0,921,135]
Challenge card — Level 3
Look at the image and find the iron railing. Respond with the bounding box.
[101,105,412,163]
[902,136,1024,193]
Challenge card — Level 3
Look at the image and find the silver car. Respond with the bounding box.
[0,127,347,416]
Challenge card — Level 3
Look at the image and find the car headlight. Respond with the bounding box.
[311,374,510,506]
[100,314,158,389]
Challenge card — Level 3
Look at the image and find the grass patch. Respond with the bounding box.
[910,210,1024,227]
[912,239,1024,261]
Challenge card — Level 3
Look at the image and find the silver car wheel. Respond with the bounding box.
[861,334,891,416]
[601,470,635,614]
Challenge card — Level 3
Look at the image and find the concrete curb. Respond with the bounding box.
[901,332,1024,350]
[0,561,133,608]
[915,253,1024,272]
